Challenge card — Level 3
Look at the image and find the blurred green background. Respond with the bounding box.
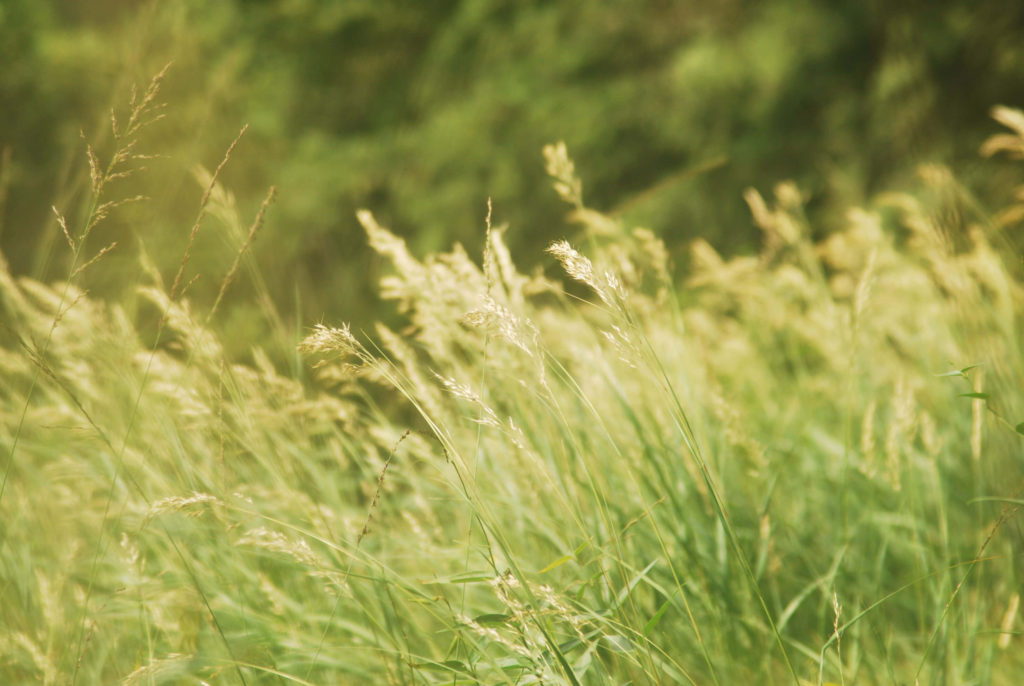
[3,0,1024,355]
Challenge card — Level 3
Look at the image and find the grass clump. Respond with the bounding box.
[1,80,1023,684]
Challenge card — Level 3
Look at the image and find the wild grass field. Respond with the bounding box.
[1,72,1023,685]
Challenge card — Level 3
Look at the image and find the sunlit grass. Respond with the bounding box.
[1,79,1022,685]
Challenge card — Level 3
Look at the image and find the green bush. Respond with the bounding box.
[4,0,1024,343]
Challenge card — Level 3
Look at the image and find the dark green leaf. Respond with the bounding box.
[643,597,673,635]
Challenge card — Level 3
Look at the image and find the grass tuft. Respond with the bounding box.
[1,90,1023,684]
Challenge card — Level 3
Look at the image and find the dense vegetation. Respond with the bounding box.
[4,0,1024,338]
[2,2,1023,684]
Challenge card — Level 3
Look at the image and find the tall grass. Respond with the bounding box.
[1,79,1022,684]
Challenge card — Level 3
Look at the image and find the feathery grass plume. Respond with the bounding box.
[999,593,1020,650]
[487,219,534,307]
[434,373,499,428]
[547,239,624,308]
[629,227,672,302]
[356,429,408,544]
[462,296,537,357]
[137,286,222,362]
[358,208,493,360]
[831,591,843,667]
[357,208,425,305]
[543,141,583,208]
[170,125,249,301]
[852,248,877,325]
[2,65,170,517]
[600,324,640,369]
[208,185,276,321]
[860,399,878,478]
[119,653,192,686]
[237,526,322,567]
[981,105,1024,159]
[146,492,223,520]
[75,62,170,246]
[297,322,373,386]
[744,184,801,252]
[298,322,358,357]
[706,383,767,471]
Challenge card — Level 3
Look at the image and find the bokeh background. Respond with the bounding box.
[3,0,1024,353]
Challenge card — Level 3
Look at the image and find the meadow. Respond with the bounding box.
[1,71,1023,685]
